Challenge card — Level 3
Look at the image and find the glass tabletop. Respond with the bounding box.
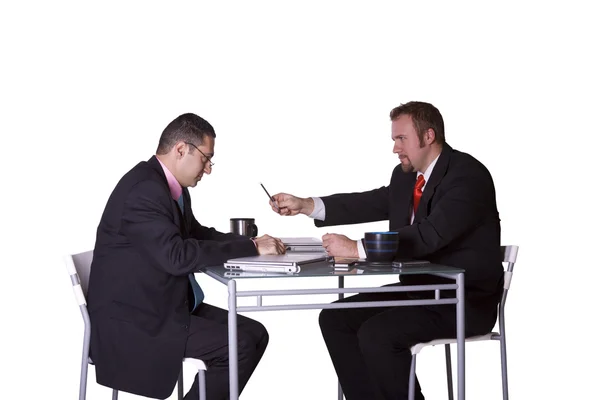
[201,261,463,280]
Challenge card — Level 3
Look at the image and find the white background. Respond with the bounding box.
[1,1,599,399]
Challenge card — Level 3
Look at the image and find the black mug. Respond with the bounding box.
[364,231,399,263]
[230,218,258,237]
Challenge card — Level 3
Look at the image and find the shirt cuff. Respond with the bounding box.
[357,239,367,258]
[308,197,326,220]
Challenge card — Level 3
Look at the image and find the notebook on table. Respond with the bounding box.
[280,237,325,253]
[224,253,328,273]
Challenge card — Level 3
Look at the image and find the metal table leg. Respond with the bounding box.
[337,276,344,400]
[228,279,239,400]
[456,273,465,400]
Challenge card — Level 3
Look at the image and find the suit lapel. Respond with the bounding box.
[400,174,416,227]
[414,144,452,222]
[171,198,185,234]
[180,188,192,235]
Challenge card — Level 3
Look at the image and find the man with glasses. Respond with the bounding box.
[87,113,286,400]
[270,101,503,400]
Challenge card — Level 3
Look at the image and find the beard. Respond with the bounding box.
[399,157,416,173]
[399,139,426,173]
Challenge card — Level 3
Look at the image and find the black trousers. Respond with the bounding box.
[183,303,269,400]
[319,283,489,400]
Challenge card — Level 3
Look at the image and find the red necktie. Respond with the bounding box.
[413,175,426,214]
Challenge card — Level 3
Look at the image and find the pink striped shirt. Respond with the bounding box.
[156,157,182,201]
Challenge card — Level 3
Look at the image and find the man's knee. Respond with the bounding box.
[238,320,269,356]
[256,321,269,348]
[356,319,403,357]
[319,308,340,333]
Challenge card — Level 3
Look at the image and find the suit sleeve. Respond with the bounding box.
[314,186,389,227]
[395,166,497,258]
[120,180,258,276]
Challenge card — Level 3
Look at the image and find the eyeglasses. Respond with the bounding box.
[184,142,214,167]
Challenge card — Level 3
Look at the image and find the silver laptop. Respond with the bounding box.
[280,237,326,253]
[224,253,328,273]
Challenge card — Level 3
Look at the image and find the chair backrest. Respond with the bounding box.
[498,245,519,320]
[64,250,94,306]
[500,245,519,291]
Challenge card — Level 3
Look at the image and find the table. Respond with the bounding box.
[200,261,465,400]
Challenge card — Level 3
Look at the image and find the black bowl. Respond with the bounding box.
[364,231,399,263]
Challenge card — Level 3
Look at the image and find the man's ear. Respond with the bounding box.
[174,141,187,158]
[425,128,436,145]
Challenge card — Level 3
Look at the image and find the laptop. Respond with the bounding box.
[280,237,326,253]
[224,253,328,273]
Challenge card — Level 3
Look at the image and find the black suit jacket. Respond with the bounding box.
[87,156,257,399]
[315,144,504,330]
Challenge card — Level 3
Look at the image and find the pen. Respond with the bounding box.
[260,183,280,211]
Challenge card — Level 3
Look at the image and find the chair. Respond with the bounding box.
[65,250,208,400]
[408,245,519,400]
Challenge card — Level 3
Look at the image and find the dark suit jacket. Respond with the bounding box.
[315,144,504,331]
[87,156,257,399]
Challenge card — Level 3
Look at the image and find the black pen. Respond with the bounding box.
[260,183,280,211]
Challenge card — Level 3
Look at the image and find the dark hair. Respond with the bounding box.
[389,101,445,145]
[156,113,216,154]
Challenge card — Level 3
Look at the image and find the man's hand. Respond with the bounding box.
[254,234,287,255]
[322,233,359,257]
[270,193,314,216]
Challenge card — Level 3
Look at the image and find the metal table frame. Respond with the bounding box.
[201,266,465,400]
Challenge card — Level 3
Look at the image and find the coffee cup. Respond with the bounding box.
[364,231,399,263]
[230,218,258,237]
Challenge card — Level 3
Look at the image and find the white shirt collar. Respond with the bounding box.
[418,153,441,190]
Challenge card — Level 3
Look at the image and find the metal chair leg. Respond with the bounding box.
[445,344,454,400]
[178,367,184,400]
[500,334,509,400]
[337,382,344,400]
[79,358,88,400]
[112,389,118,400]
[199,369,206,400]
[408,355,416,400]
[79,326,90,400]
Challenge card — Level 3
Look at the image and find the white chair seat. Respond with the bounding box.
[183,358,207,370]
[66,250,208,400]
[411,333,499,355]
[407,245,519,400]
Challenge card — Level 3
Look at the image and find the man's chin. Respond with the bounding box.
[189,178,201,187]
[400,163,414,173]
